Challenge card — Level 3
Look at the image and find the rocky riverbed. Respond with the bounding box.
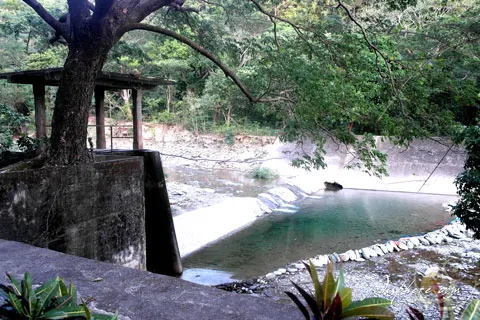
[216,222,480,319]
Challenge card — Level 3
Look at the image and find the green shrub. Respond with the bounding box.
[249,167,279,180]
[452,126,480,239]
[0,104,30,153]
[286,261,394,320]
[224,128,235,145]
[0,272,117,320]
[152,111,177,125]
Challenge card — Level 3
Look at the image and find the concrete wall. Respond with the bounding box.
[264,137,466,195]
[95,149,182,276]
[0,157,146,269]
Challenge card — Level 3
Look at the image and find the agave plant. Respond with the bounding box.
[0,272,117,320]
[285,261,394,320]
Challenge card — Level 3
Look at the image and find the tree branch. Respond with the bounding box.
[22,0,68,40]
[128,0,175,22]
[248,0,338,66]
[120,23,258,102]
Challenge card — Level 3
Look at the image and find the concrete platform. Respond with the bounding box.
[0,240,300,320]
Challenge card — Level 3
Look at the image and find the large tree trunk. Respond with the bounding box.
[48,38,112,165]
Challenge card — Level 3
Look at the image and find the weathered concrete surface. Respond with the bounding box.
[0,158,146,269]
[174,197,266,257]
[264,137,466,195]
[95,150,182,276]
[0,240,301,320]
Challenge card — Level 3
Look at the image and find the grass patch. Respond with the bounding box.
[250,166,279,180]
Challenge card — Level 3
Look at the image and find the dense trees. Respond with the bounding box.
[0,0,478,169]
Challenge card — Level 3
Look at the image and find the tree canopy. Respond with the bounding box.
[0,0,478,170]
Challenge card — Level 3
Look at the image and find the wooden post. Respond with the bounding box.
[32,84,46,138]
[95,87,106,149]
[132,89,143,150]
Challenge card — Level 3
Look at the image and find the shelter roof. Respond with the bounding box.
[0,68,175,90]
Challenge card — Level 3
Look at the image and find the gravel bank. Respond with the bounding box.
[218,234,480,319]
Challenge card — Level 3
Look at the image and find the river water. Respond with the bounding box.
[181,189,457,284]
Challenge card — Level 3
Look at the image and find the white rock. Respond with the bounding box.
[378,244,389,254]
[265,273,275,279]
[389,241,400,252]
[339,253,350,262]
[312,256,328,267]
[385,242,394,252]
[372,246,384,256]
[346,250,356,261]
[360,248,370,259]
[287,268,297,273]
[397,241,409,250]
[409,237,421,247]
[355,250,363,261]
[405,240,415,249]
[294,263,305,269]
[424,236,436,245]
[419,236,431,245]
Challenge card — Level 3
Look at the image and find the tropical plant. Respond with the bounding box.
[0,272,117,320]
[406,272,480,319]
[285,261,394,319]
[452,126,480,239]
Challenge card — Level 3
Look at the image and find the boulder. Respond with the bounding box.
[324,181,343,191]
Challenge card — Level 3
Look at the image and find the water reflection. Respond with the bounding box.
[183,189,457,283]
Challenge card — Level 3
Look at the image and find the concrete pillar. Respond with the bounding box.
[132,89,143,150]
[32,84,46,138]
[95,87,106,149]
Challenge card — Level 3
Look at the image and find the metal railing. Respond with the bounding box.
[87,124,134,150]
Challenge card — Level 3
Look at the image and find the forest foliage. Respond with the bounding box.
[0,0,478,167]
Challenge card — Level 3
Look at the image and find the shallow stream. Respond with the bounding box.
[181,189,457,285]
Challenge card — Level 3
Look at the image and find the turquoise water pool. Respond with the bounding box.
[182,189,456,284]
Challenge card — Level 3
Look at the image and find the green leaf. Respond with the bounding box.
[460,300,480,320]
[343,297,392,312]
[92,312,119,320]
[81,300,91,320]
[41,306,86,319]
[7,292,25,316]
[35,279,58,298]
[338,287,352,309]
[323,261,336,309]
[342,297,393,319]
[6,272,22,296]
[305,260,324,312]
[58,278,68,297]
[332,268,345,300]
[34,281,60,318]
[342,306,394,319]
[67,284,77,307]
[22,272,35,316]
